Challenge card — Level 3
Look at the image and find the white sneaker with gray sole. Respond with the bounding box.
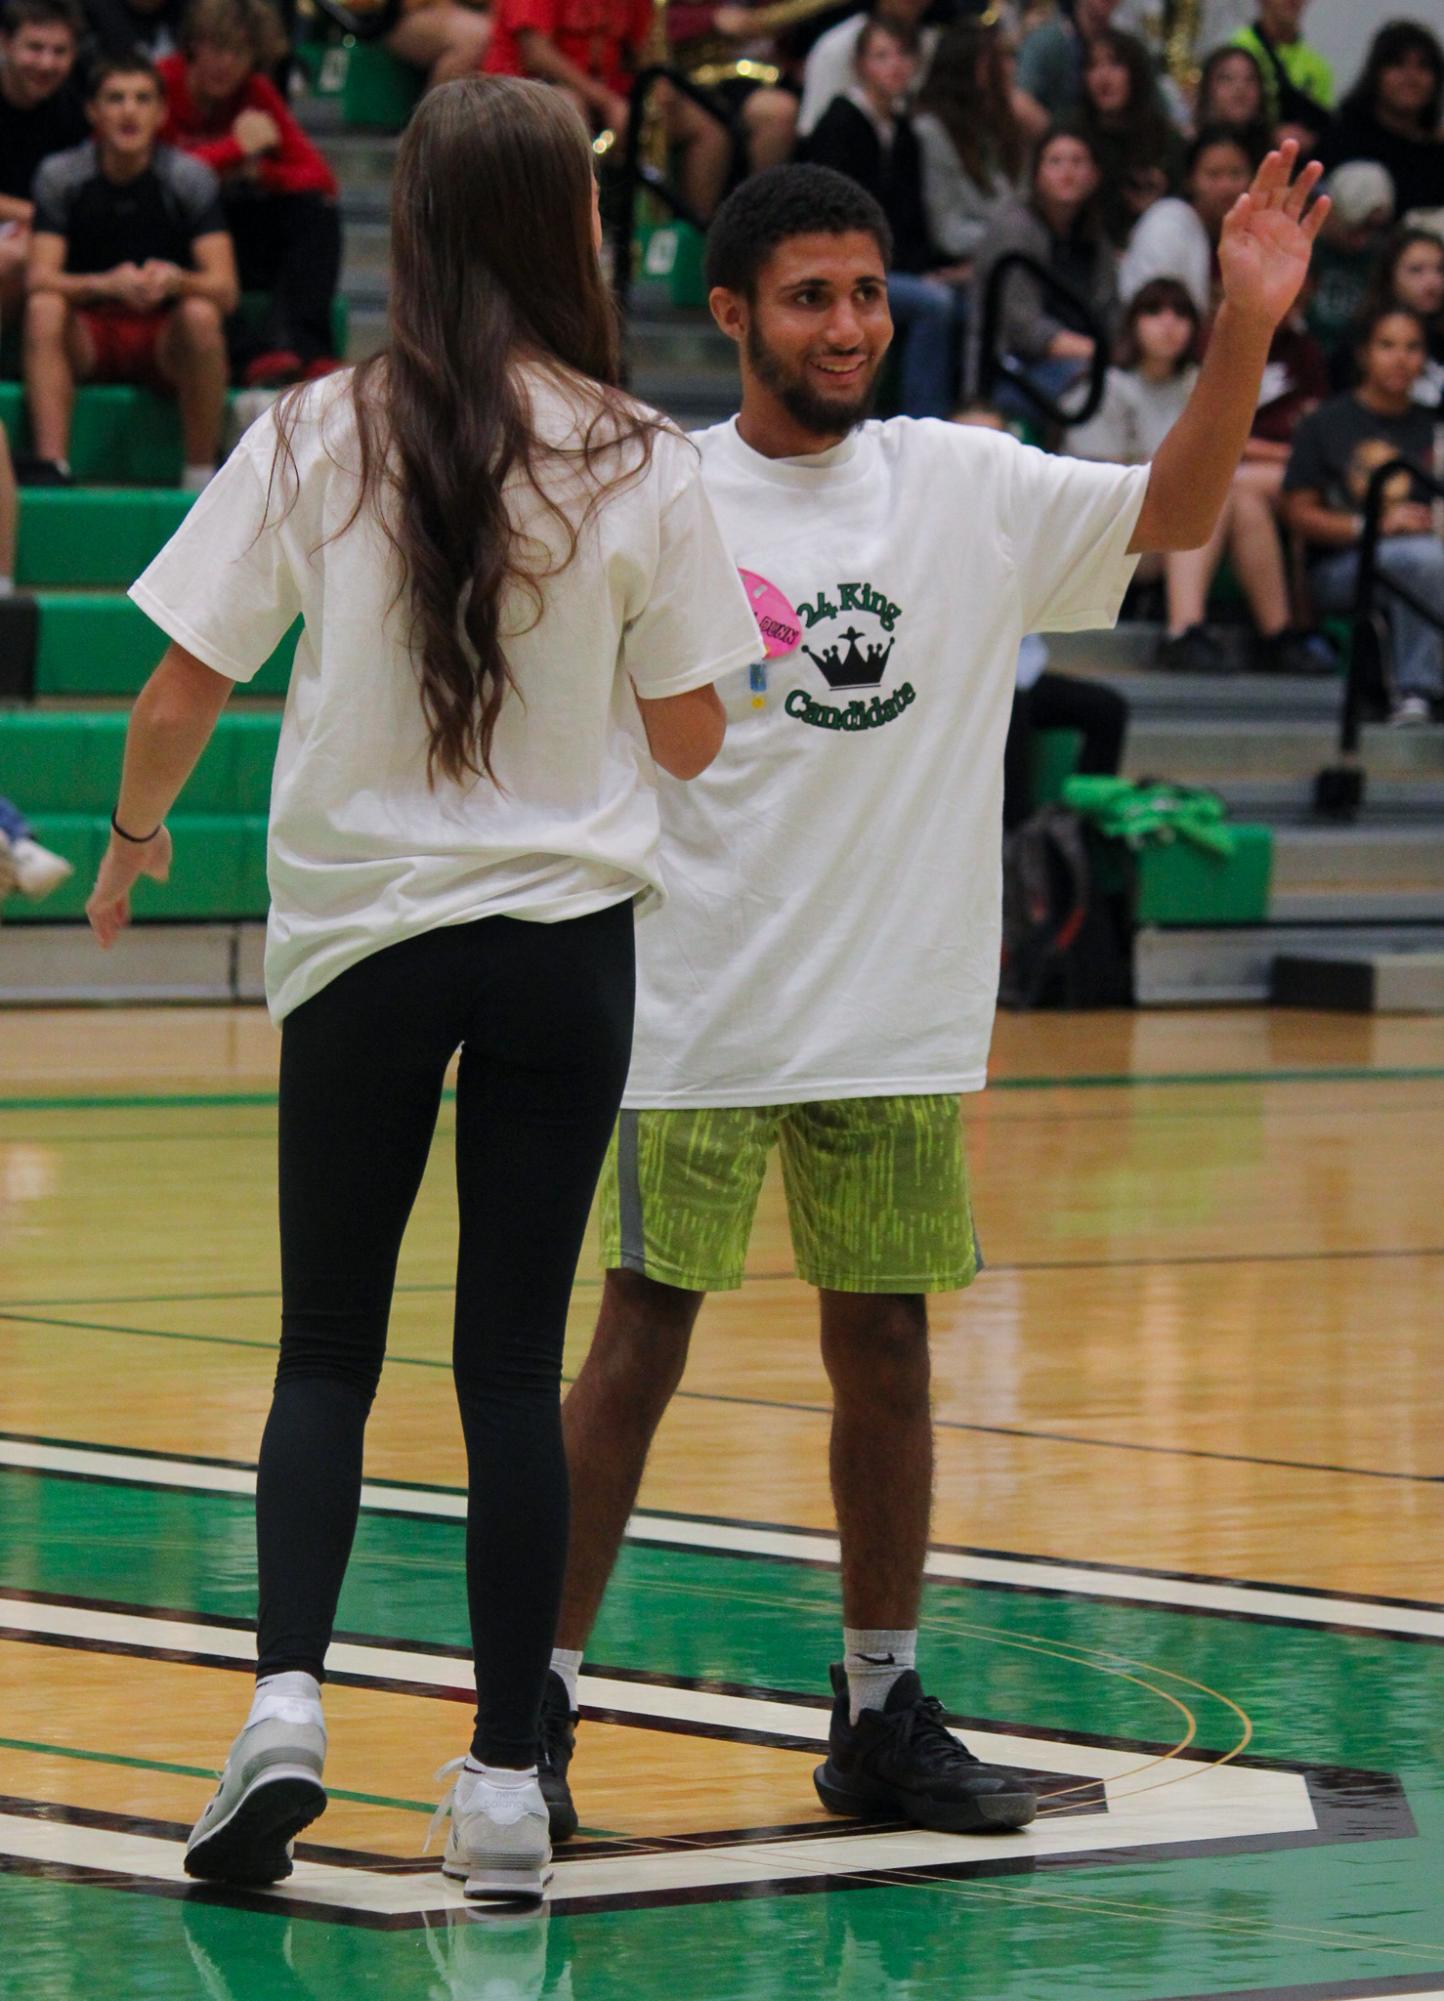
[430,1758,552,1902]
[185,1712,328,1885]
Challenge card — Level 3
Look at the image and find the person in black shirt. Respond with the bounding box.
[1284,305,1443,724]
[1323,23,1444,222]
[0,0,88,322]
[24,54,237,485]
[804,15,966,417]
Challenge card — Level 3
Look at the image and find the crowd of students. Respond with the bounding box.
[1,0,1441,719]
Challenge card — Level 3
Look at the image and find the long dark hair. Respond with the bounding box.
[914,19,1024,193]
[271,77,662,788]
[1363,225,1444,322]
[1340,20,1444,136]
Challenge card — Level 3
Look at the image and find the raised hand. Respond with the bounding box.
[1218,139,1330,330]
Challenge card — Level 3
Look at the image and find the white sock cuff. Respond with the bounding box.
[842,1629,918,1670]
[249,1670,323,1727]
[550,1647,583,1711]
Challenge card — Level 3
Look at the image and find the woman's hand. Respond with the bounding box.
[86,825,173,950]
[1218,140,1329,331]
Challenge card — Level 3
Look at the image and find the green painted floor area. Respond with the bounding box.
[2,1464,1443,2000]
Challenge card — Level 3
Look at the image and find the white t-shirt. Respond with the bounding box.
[622,417,1148,1109]
[131,368,759,1023]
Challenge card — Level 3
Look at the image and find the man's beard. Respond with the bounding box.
[746,322,879,437]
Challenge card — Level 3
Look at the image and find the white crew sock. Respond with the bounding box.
[249,1669,323,1727]
[843,1628,917,1724]
[181,462,215,493]
[462,1760,538,1786]
[0,576,13,596]
[549,1647,583,1711]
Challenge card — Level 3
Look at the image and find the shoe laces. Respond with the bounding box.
[538,1689,575,1775]
[869,1693,982,1772]
[426,1755,468,1853]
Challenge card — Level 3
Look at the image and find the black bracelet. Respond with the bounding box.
[110,809,161,845]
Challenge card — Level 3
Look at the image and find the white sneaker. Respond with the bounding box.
[1390,693,1432,727]
[7,835,74,900]
[185,1710,327,1884]
[430,1757,552,1902]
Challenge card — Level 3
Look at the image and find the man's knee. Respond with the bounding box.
[821,1293,930,1410]
[587,1267,703,1405]
[173,296,224,349]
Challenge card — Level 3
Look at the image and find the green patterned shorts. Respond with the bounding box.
[597,1096,978,1295]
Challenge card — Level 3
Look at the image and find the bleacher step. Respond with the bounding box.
[1271,950,1444,1013]
[1136,921,1444,1004]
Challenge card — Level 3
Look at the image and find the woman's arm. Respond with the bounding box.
[86,643,235,948]
[635,684,725,780]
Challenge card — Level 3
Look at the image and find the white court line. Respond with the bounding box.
[3,1434,1442,1640]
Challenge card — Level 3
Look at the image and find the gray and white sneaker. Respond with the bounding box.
[185,1710,328,1885]
[430,1758,552,1902]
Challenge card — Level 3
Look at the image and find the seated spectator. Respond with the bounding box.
[0,416,15,586]
[914,19,1027,275]
[0,0,87,325]
[382,0,490,92]
[967,122,1116,417]
[804,16,965,418]
[1015,0,1120,127]
[1307,160,1394,370]
[1078,26,1184,246]
[23,55,237,486]
[485,0,731,219]
[662,1,799,174]
[1118,120,1260,317]
[1229,0,1331,149]
[158,0,339,387]
[0,793,73,903]
[1193,41,1271,152]
[1322,22,1444,224]
[1284,305,1444,725]
[798,0,936,141]
[83,0,184,61]
[1362,225,1444,406]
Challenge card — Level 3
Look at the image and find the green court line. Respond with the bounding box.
[0,1735,434,1813]
[3,1065,1444,1115]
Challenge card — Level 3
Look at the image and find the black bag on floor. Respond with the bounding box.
[999,806,1133,1010]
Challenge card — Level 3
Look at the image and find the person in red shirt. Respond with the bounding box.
[485,0,733,218]
[158,0,341,386]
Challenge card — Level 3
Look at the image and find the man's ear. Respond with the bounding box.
[709,284,748,347]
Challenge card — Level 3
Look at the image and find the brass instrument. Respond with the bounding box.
[1163,0,1203,96]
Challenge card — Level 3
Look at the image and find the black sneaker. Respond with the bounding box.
[15,455,74,488]
[1154,623,1233,675]
[813,1663,1036,1833]
[538,1669,578,1842]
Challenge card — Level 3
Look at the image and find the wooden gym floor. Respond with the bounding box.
[1,1003,1441,2001]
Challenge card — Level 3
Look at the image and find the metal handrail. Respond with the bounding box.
[976,250,1109,430]
[608,65,737,328]
[1313,454,1444,817]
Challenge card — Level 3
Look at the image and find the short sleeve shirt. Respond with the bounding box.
[484,0,654,96]
[1284,394,1435,544]
[622,417,1149,1108]
[31,141,225,273]
[130,370,759,1021]
[0,84,88,203]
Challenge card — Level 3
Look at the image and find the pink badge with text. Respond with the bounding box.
[739,569,802,658]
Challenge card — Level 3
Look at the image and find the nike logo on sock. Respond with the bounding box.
[856,1652,897,1666]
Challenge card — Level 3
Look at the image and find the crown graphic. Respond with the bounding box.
[801,627,896,690]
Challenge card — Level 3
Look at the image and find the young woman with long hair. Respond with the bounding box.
[84,75,758,1902]
[1194,42,1271,153]
[1078,26,1185,246]
[913,18,1027,268]
[1362,224,1444,404]
[1324,21,1444,220]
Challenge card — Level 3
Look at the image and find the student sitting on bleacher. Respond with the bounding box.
[159,0,339,388]
[22,54,237,487]
[0,0,87,328]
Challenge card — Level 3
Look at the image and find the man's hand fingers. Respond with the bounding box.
[1301,191,1332,243]
[1283,157,1325,221]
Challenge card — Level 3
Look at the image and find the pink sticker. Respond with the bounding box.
[739,569,802,659]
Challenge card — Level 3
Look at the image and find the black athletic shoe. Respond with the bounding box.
[538,1669,579,1843]
[813,1663,1037,1833]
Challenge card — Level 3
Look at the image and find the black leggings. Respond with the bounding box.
[225,191,343,368]
[255,902,635,1765]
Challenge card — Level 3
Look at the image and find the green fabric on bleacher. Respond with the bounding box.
[1,710,281,815]
[34,595,299,696]
[17,490,195,588]
[340,41,423,129]
[7,813,270,921]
